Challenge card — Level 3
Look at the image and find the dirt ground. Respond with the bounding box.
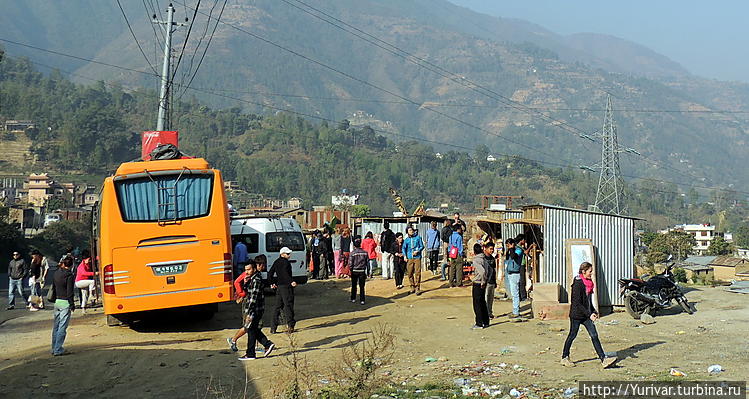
[1,272,747,398]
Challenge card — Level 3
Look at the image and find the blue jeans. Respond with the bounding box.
[440,262,449,280]
[52,303,72,355]
[505,272,521,316]
[8,278,27,306]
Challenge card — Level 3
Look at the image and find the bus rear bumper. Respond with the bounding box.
[102,285,231,315]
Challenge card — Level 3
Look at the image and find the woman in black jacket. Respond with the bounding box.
[561,262,617,369]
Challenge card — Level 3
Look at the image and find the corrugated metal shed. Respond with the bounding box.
[475,210,524,241]
[527,204,639,307]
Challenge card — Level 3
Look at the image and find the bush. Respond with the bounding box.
[673,267,687,283]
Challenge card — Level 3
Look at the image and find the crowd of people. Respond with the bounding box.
[7,247,96,356]
[6,211,615,368]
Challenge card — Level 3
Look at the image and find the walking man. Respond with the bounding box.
[402,227,424,295]
[269,247,297,334]
[380,222,396,279]
[471,243,489,329]
[238,261,275,361]
[8,251,28,310]
[440,220,453,281]
[349,237,368,304]
[448,225,465,287]
[50,256,75,356]
[425,221,441,276]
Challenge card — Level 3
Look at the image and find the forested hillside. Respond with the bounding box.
[2,51,747,231]
[1,0,749,188]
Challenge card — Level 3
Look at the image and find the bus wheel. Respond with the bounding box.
[106,314,125,327]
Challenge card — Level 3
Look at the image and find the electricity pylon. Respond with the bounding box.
[588,94,638,215]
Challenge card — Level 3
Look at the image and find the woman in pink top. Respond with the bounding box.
[75,250,96,312]
[361,231,378,279]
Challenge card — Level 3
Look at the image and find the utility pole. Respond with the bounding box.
[154,4,180,131]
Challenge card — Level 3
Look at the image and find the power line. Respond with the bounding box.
[116,0,158,74]
[170,0,200,89]
[194,86,749,115]
[171,0,564,162]
[279,0,704,183]
[177,0,226,100]
[0,38,159,77]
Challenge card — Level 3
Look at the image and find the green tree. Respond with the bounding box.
[647,231,695,263]
[30,220,90,260]
[733,225,749,249]
[640,231,659,247]
[350,204,371,217]
[707,236,734,256]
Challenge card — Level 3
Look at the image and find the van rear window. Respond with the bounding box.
[266,232,305,252]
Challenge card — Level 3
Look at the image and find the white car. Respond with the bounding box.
[230,216,308,284]
[44,213,61,227]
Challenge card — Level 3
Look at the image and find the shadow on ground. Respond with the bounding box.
[0,345,256,399]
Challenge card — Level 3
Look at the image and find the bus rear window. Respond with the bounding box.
[115,174,213,222]
[266,232,305,252]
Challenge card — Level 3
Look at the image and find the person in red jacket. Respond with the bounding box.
[74,250,96,313]
[227,258,265,352]
[360,231,378,279]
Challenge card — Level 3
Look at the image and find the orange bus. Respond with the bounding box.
[93,157,232,325]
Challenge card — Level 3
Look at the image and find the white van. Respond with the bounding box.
[44,213,62,227]
[230,216,308,284]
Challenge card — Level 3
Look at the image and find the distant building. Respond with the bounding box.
[287,197,302,208]
[4,120,35,132]
[332,194,359,207]
[26,173,54,207]
[486,155,497,162]
[663,223,717,255]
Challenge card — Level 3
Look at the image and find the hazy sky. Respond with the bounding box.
[450,0,749,83]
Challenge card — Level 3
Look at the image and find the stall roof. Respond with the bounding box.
[475,216,543,226]
[523,203,644,221]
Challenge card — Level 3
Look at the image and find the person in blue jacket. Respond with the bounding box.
[402,226,425,295]
[448,224,465,287]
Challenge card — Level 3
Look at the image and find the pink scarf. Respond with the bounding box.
[580,273,594,295]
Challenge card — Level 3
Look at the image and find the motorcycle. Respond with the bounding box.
[618,261,694,319]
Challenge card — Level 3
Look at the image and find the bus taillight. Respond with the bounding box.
[103,264,115,294]
[223,253,232,282]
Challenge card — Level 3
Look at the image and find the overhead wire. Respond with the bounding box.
[176,0,227,101]
[4,38,744,199]
[279,0,704,182]
[116,0,158,75]
[171,0,564,162]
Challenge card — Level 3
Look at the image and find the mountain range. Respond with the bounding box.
[1,0,748,192]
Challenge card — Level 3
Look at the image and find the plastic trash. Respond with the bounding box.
[564,387,578,398]
[500,346,516,354]
[675,330,685,335]
[454,378,471,387]
[669,368,686,377]
[509,388,521,397]
[641,314,656,324]
[707,365,723,374]
[424,357,438,363]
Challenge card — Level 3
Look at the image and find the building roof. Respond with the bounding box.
[684,256,718,266]
[522,203,643,220]
[708,256,749,268]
